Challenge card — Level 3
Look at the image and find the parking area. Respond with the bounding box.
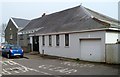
[0,52,120,75]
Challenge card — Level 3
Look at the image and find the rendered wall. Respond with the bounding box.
[106,44,120,64]
[38,31,105,62]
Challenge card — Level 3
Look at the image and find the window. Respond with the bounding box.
[65,34,69,46]
[42,35,45,46]
[27,34,30,40]
[56,34,59,46]
[20,35,23,40]
[10,28,12,30]
[10,34,13,40]
[49,35,52,46]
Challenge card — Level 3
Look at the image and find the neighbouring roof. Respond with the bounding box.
[20,5,120,35]
[20,17,42,32]
[11,17,30,28]
[84,7,119,25]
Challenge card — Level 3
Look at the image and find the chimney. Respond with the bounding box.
[42,13,46,17]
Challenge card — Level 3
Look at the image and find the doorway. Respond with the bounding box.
[32,36,39,52]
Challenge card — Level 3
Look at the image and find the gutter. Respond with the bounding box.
[29,28,120,36]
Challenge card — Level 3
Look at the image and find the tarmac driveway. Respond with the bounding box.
[1,53,120,75]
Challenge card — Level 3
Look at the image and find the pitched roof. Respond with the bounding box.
[20,17,41,31]
[20,5,119,35]
[85,7,119,25]
[11,17,30,28]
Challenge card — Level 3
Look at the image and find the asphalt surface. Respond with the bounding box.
[1,53,120,75]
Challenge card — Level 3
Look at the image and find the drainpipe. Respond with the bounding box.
[42,50,44,57]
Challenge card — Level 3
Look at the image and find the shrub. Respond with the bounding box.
[76,58,80,61]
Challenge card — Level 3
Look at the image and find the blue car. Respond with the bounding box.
[2,44,24,58]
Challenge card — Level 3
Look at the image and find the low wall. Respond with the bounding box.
[106,44,120,64]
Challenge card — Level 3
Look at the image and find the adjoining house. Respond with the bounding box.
[5,17,30,45]
[19,5,120,64]
[18,17,43,52]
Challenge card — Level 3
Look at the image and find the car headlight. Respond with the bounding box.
[22,50,23,52]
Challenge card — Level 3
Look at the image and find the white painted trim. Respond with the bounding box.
[19,27,44,35]
[108,28,120,31]
[10,18,18,29]
[29,28,120,36]
[18,32,22,35]
[94,17,118,26]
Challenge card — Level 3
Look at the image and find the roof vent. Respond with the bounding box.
[42,13,46,17]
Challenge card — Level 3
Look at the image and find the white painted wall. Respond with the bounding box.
[105,31,118,44]
[106,44,120,64]
[30,36,33,51]
[105,31,120,64]
[38,31,106,62]
[30,37,32,44]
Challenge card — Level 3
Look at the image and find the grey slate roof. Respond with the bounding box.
[20,5,119,34]
[12,17,30,28]
[20,17,41,31]
[85,7,119,25]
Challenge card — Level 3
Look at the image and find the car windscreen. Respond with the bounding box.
[10,46,21,49]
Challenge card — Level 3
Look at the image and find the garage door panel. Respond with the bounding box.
[80,39,103,62]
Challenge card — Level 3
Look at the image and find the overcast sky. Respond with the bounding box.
[0,0,120,27]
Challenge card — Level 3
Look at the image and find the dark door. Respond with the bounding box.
[33,36,39,52]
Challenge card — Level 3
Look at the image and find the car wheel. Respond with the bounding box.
[7,53,11,59]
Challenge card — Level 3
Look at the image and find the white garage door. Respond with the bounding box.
[80,39,104,62]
